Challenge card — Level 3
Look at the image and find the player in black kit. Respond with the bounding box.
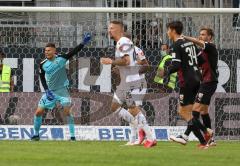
[159,21,209,149]
[178,27,218,146]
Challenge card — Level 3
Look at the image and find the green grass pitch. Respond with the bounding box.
[0,141,239,166]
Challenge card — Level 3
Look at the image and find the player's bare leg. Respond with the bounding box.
[63,106,76,141]
[128,106,140,117]
[178,105,193,121]
[31,107,44,141]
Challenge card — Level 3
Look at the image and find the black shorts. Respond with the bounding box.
[179,83,200,106]
[195,82,217,105]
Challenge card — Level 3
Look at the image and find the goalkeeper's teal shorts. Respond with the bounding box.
[38,87,71,110]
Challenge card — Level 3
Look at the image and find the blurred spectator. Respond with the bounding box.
[201,0,215,6]
[147,21,162,48]
[153,44,177,93]
[0,51,14,92]
[233,0,240,28]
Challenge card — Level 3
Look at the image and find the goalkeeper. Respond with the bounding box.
[31,33,91,141]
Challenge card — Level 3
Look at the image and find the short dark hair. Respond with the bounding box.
[110,20,124,28]
[161,43,169,49]
[45,43,56,48]
[167,21,183,35]
[200,27,214,39]
[0,51,6,58]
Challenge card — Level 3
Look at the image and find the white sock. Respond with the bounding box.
[129,123,137,143]
[137,126,142,140]
[137,112,154,141]
[117,108,137,143]
[117,108,134,123]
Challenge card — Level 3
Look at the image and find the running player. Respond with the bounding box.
[101,21,156,148]
[124,32,152,145]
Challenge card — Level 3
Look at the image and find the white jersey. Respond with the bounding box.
[115,37,145,83]
[134,46,146,62]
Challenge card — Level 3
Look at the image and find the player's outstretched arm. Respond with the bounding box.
[63,32,91,60]
[182,35,204,48]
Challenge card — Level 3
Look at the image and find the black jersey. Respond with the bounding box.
[199,42,219,83]
[170,38,202,87]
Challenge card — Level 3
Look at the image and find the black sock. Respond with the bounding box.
[184,121,192,136]
[190,118,206,144]
[201,113,211,129]
[192,111,207,133]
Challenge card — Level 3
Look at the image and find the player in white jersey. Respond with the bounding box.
[122,32,151,145]
[128,45,150,145]
[101,21,156,148]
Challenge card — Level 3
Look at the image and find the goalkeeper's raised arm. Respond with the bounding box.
[61,32,91,60]
[31,33,91,142]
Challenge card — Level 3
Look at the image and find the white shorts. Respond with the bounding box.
[113,87,147,107]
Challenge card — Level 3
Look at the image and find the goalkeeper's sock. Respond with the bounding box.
[201,113,211,129]
[33,115,42,136]
[67,115,75,138]
[137,112,154,141]
[117,107,134,123]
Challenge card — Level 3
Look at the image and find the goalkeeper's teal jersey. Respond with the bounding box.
[41,55,69,92]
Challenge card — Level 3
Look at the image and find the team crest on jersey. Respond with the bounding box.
[119,43,132,53]
[119,45,123,51]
